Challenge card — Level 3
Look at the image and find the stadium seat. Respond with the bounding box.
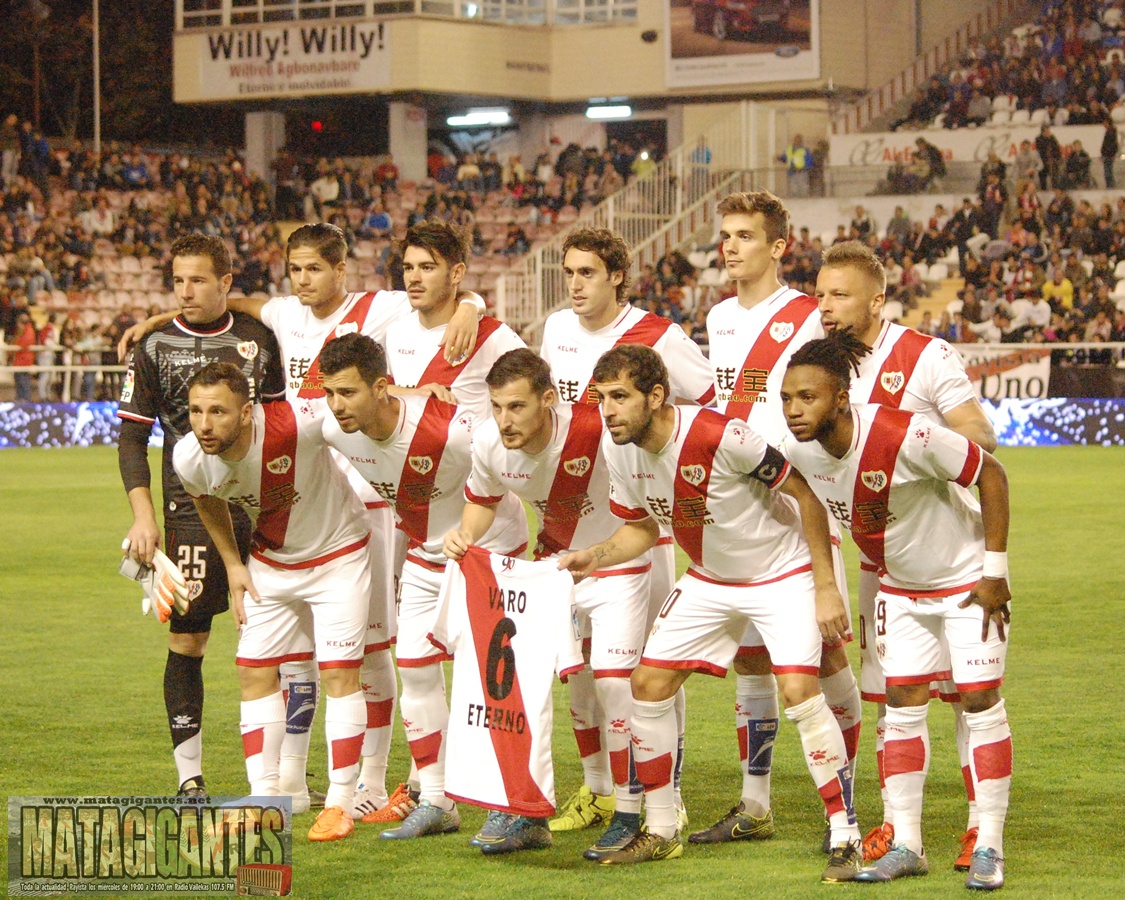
[912,262,930,282]
[989,110,1011,127]
[1113,259,1125,281]
[932,113,946,128]
[882,299,905,321]
[1112,104,1125,123]
[992,94,1013,112]
[925,262,949,284]
[1009,109,1031,125]
[1081,258,1095,277]
[946,298,964,314]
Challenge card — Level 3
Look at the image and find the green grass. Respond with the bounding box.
[0,446,1121,898]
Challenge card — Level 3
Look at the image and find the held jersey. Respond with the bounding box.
[260,290,410,400]
[118,312,284,525]
[429,546,584,816]
[706,287,822,445]
[850,321,978,423]
[605,407,809,583]
[173,401,369,568]
[465,404,633,561]
[778,405,986,592]
[541,306,715,406]
[384,313,526,422]
[322,397,525,564]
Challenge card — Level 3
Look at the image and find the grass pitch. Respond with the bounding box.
[0,446,1120,898]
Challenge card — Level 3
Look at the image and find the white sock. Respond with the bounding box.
[964,699,1012,858]
[568,668,611,796]
[398,664,452,808]
[883,704,930,856]
[630,697,677,838]
[358,650,395,805]
[597,676,640,814]
[736,674,778,817]
[324,691,366,811]
[786,693,859,845]
[278,660,319,795]
[952,700,980,831]
[240,692,285,796]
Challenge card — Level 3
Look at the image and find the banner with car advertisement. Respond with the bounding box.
[665,0,820,88]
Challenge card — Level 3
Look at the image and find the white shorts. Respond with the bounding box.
[574,562,651,677]
[365,504,397,654]
[395,555,451,668]
[875,584,1008,695]
[642,566,822,678]
[859,560,959,704]
[645,537,676,632]
[737,539,851,660]
[236,541,370,669]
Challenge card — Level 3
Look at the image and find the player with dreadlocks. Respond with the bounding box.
[777,333,1013,890]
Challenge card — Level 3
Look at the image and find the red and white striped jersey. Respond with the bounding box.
[429,546,584,817]
[385,313,525,422]
[173,402,369,569]
[466,404,636,562]
[779,405,986,592]
[260,291,410,401]
[850,321,978,423]
[605,407,809,584]
[322,396,525,565]
[540,306,715,406]
[706,287,823,445]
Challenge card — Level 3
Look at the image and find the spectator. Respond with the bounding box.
[1011,140,1043,188]
[1036,125,1062,189]
[1,113,21,187]
[1041,267,1075,311]
[913,136,946,190]
[779,134,811,198]
[375,153,399,192]
[1062,140,1094,189]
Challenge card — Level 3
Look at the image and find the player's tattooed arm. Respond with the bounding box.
[780,468,849,645]
[192,495,260,625]
[442,292,484,364]
[557,517,659,582]
[960,451,1011,641]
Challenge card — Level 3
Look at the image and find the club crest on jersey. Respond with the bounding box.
[267,455,292,475]
[880,371,905,394]
[237,341,259,360]
[335,322,359,338]
[408,455,433,475]
[769,321,795,343]
[563,456,591,477]
[680,464,706,486]
[861,470,887,492]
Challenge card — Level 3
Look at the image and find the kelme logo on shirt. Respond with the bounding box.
[408,455,433,474]
[237,341,259,360]
[267,455,292,475]
[680,464,706,486]
[861,470,887,491]
[880,371,905,394]
[769,321,794,342]
[563,456,591,477]
[335,322,359,338]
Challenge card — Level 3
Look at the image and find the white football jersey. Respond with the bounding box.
[850,321,978,423]
[779,405,986,592]
[540,306,715,406]
[466,404,631,561]
[323,397,525,565]
[384,313,525,422]
[173,402,368,568]
[605,407,809,583]
[260,290,410,401]
[430,546,584,816]
[706,287,822,445]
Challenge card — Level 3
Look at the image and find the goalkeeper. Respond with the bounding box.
[116,233,285,797]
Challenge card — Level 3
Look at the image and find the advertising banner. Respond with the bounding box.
[190,22,391,101]
[665,0,819,88]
